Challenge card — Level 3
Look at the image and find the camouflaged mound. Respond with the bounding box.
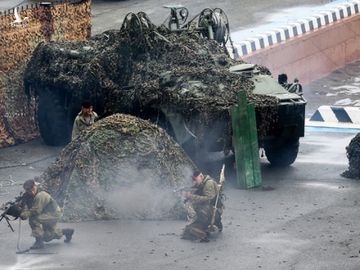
[34,114,195,221]
[342,133,360,179]
[24,15,278,150]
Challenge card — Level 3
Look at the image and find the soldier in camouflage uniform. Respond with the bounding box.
[182,171,223,242]
[20,180,74,249]
[71,101,98,140]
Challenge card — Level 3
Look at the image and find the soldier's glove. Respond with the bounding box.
[183,192,192,199]
[20,210,30,220]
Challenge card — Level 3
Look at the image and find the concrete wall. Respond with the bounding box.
[236,2,360,85]
[242,14,360,85]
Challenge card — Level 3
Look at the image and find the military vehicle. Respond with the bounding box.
[24,8,306,166]
[229,64,306,166]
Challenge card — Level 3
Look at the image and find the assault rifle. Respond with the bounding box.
[173,187,196,203]
[0,192,30,232]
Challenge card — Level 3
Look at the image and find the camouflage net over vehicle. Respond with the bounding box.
[24,12,278,150]
[34,114,195,221]
[342,133,360,179]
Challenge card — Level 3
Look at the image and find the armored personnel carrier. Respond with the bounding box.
[229,64,306,166]
[24,9,306,166]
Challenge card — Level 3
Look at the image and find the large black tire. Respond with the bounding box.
[265,138,299,166]
[38,93,72,146]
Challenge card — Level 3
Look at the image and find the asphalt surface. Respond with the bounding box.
[89,0,334,35]
[1,0,334,35]
[304,60,360,117]
[1,0,360,269]
[0,129,359,270]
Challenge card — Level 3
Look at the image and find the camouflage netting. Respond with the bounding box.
[24,14,278,149]
[0,0,91,147]
[0,67,38,145]
[342,133,360,179]
[34,114,195,221]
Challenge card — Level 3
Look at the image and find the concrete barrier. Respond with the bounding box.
[234,1,360,84]
[306,106,360,129]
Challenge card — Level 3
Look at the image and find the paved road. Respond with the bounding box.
[1,0,360,269]
[304,60,360,117]
[0,129,359,270]
[91,0,334,35]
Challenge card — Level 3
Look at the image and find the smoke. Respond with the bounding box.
[105,182,180,220]
[88,165,193,221]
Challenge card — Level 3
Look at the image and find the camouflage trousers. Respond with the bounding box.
[29,212,63,242]
[184,201,197,223]
[182,204,222,240]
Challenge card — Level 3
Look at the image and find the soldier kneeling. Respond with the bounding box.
[20,180,74,249]
[181,171,223,242]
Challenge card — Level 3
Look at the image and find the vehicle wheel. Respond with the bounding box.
[264,138,299,166]
[38,93,71,146]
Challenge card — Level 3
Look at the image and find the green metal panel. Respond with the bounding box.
[231,91,262,189]
[247,103,262,187]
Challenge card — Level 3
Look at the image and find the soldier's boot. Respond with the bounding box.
[216,221,223,232]
[30,237,44,249]
[62,229,74,243]
[200,237,210,243]
[191,227,209,243]
[201,230,211,242]
[215,215,223,232]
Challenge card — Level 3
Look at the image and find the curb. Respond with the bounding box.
[306,105,360,129]
[234,1,360,57]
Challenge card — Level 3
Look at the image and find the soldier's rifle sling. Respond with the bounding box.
[210,164,225,228]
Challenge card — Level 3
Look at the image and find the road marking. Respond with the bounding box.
[307,106,360,132]
[305,126,360,134]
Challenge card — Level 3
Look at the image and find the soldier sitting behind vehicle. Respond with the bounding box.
[287,78,303,96]
[278,73,289,88]
[71,101,98,140]
[181,171,223,243]
[278,73,303,96]
[20,180,74,249]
